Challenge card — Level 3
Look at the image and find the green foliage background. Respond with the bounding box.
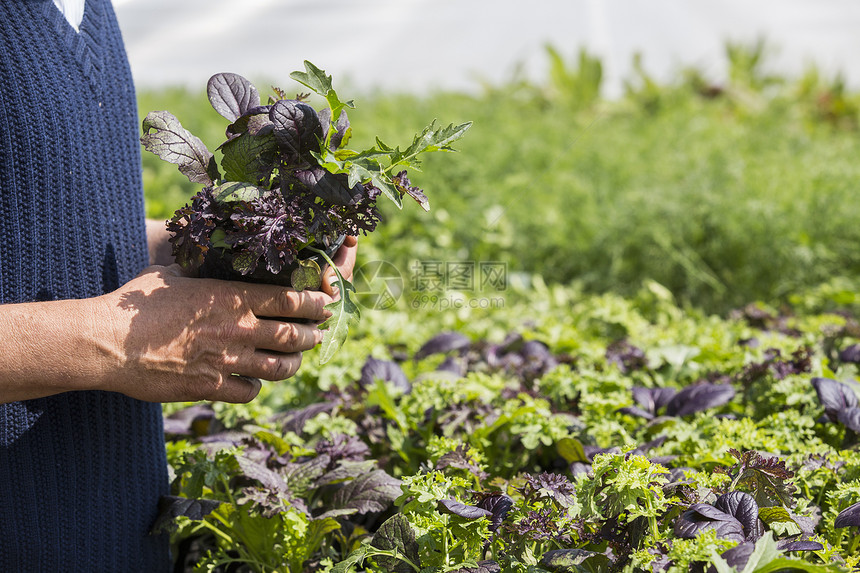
[138,42,860,315]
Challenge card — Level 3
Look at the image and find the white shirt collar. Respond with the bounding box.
[53,0,86,32]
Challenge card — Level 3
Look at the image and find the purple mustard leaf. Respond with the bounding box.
[674,504,746,543]
[314,434,370,466]
[716,541,756,571]
[295,167,362,206]
[475,493,514,532]
[836,407,860,432]
[370,514,420,573]
[162,403,216,436]
[775,538,825,551]
[226,191,308,275]
[414,331,472,360]
[606,339,648,373]
[664,383,735,417]
[631,386,677,416]
[811,377,859,420]
[329,469,401,515]
[151,495,221,533]
[437,498,493,520]
[451,561,501,573]
[834,501,860,528]
[726,449,796,508]
[207,72,260,122]
[616,406,657,420]
[359,356,410,392]
[714,491,763,541]
[141,111,218,186]
[269,99,323,162]
[317,107,351,152]
[167,187,224,270]
[839,343,860,364]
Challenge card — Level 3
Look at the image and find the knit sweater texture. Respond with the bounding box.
[0,1,170,570]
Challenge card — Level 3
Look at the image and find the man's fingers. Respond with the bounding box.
[321,236,358,297]
[239,283,332,321]
[234,351,304,382]
[253,319,323,353]
[211,375,262,404]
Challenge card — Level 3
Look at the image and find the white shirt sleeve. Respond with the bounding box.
[53,0,86,32]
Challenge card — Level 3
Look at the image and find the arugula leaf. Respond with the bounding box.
[289,60,354,119]
[316,267,360,364]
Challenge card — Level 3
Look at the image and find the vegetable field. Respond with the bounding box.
[141,45,860,571]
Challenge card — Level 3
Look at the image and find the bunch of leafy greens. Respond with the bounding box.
[140,61,470,362]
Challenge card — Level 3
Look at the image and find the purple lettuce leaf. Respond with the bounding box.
[726,449,796,508]
[167,187,224,269]
[207,72,260,123]
[226,192,308,275]
[393,170,429,211]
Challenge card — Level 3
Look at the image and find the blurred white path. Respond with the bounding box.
[114,0,860,96]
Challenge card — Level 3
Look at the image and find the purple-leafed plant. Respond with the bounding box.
[141,62,471,362]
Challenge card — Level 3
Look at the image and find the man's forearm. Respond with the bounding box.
[0,298,104,402]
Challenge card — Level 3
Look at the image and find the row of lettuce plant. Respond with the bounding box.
[155,281,860,572]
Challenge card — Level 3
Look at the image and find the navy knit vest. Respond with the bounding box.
[0,1,170,570]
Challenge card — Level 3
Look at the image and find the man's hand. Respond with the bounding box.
[0,265,332,404]
[90,265,333,403]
